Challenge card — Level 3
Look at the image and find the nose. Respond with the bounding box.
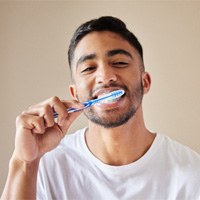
[96,65,117,85]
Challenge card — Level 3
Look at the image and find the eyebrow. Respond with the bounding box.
[106,49,133,59]
[76,54,96,69]
[76,49,133,69]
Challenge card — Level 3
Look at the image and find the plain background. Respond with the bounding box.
[1,1,200,194]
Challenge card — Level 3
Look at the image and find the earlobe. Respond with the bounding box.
[69,85,78,100]
[142,72,151,94]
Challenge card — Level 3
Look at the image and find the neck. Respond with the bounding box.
[85,107,155,166]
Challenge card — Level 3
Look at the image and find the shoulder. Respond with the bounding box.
[160,134,200,161]
[160,134,200,196]
[158,133,200,174]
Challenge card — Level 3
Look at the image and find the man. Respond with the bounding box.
[1,16,200,200]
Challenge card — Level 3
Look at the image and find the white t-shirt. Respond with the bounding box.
[37,128,200,200]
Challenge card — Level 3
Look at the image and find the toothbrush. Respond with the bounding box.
[54,89,125,118]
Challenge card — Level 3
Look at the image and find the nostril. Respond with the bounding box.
[96,72,117,85]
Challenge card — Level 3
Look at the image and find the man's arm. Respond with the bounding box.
[1,96,83,199]
[2,155,40,199]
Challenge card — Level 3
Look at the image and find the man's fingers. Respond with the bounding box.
[16,114,46,134]
[59,102,84,133]
[20,96,84,133]
[53,99,84,127]
[49,96,68,126]
[24,105,55,128]
[25,96,68,127]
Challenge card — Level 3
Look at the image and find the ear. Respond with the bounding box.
[142,72,151,94]
[69,84,78,101]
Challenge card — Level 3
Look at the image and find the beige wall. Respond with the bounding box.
[1,1,200,194]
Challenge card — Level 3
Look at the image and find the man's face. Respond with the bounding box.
[70,31,149,128]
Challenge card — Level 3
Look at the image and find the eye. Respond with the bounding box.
[81,66,96,74]
[112,61,128,67]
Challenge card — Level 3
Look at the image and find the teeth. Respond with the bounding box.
[98,95,121,104]
[95,90,125,105]
[97,93,109,98]
[100,97,120,104]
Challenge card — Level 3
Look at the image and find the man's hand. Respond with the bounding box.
[13,96,83,163]
[1,96,83,199]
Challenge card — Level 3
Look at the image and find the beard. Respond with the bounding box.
[83,81,144,129]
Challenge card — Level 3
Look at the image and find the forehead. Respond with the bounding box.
[72,31,140,66]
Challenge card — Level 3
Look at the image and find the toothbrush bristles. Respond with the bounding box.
[95,89,125,104]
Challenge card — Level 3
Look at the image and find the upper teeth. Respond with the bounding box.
[100,97,120,104]
[98,93,109,98]
[97,93,121,104]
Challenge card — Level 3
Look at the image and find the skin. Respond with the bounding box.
[70,31,155,165]
[1,31,155,199]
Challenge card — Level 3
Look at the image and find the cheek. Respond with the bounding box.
[75,80,92,101]
[73,71,96,100]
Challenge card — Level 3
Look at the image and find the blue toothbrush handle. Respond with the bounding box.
[53,102,90,118]
[53,108,81,118]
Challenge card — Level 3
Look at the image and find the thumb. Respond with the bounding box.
[59,109,83,135]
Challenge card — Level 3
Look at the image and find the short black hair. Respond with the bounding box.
[68,16,144,70]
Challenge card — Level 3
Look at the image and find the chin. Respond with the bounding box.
[84,106,136,129]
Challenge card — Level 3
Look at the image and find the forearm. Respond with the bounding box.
[1,154,40,200]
